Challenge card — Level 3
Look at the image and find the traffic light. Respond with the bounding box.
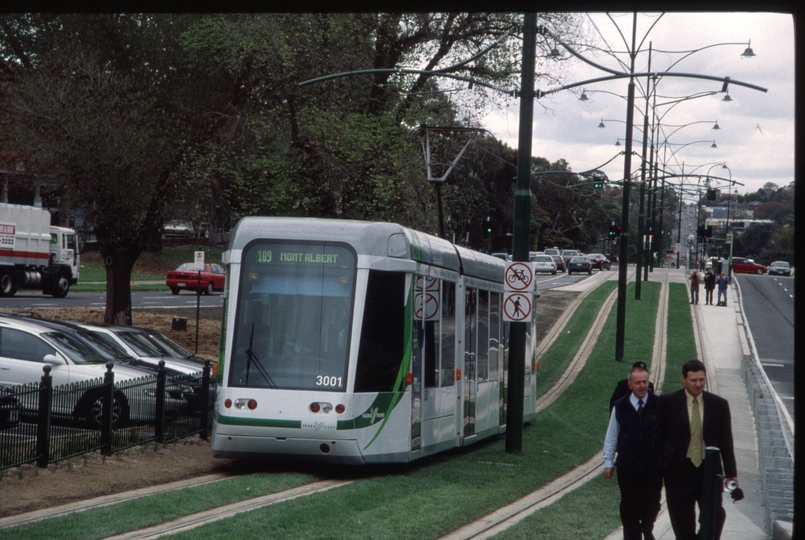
[608,223,616,237]
[615,225,623,237]
[706,188,718,201]
[594,181,604,189]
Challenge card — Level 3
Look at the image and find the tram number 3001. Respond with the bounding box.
[316,375,343,388]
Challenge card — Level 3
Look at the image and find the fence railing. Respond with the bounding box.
[0,360,213,471]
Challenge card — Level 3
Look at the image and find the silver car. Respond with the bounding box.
[0,318,185,428]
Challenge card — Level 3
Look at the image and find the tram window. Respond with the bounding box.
[489,291,501,381]
[354,271,405,393]
[440,281,455,387]
[477,290,489,382]
[421,319,438,389]
[465,288,477,383]
[229,241,355,390]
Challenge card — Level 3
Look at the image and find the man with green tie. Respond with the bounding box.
[653,360,738,540]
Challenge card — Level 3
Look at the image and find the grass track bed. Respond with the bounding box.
[8,279,695,540]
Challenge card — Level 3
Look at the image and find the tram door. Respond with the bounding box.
[413,277,457,450]
[463,288,477,438]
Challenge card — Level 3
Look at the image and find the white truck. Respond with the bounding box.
[0,202,80,298]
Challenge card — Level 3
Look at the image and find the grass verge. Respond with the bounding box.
[663,282,697,394]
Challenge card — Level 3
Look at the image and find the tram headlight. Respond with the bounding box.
[232,398,257,410]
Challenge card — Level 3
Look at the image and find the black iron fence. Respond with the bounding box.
[0,361,213,471]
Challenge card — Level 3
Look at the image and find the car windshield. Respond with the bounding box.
[534,256,553,263]
[42,332,105,364]
[570,256,587,263]
[78,331,130,359]
[140,331,198,361]
[112,330,165,357]
[176,263,198,271]
[772,262,789,268]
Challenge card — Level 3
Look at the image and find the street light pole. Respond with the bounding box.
[615,13,638,363]
[505,11,537,454]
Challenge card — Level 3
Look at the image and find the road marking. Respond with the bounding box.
[760,363,786,368]
[779,395,794,400]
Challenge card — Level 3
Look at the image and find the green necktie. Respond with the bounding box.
[687,396,704,467]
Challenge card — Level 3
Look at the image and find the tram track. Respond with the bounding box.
[3,270,658,539]
[441,269,672,540]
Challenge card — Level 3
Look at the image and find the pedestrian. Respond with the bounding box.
[703,268,716,305]
[653,359,738,540]
[715,271,730,306]
[609,361,655,412]
[688,270,700,304]
[604,364,663,540]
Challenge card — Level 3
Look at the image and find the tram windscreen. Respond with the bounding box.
[229,241,356,391]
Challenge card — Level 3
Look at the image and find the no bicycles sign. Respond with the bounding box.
[504,262,534,291]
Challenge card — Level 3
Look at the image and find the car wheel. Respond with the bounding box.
[171,287,180,295]
[588,269,592,275]
[77,390,130,429]
[204,282,214,295]
[756,268,764,275]
[552,271,557,275]
[568,271,572,275]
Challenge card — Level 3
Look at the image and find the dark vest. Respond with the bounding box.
[614,392,658,471]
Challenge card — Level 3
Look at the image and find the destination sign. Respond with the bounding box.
[255,249,340,264]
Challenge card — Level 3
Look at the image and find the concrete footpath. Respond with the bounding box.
[606,268,790,540]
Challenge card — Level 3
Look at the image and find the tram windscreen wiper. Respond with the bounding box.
[245,322,277,388]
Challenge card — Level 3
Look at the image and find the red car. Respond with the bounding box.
[166,263,226,295]
[730,257,767,275]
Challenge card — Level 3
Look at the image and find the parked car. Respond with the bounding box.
[163,220,194,237]
[767,261,791,276]
[74,323,212,376]
[0,385,21,430]
[550,255,566,273]
[76,324,215,413]
[531,255,557,275]
[567,255,592,275]
[166,262,226,295]
[561,249,582,264]
[0,317,187,428]
[587,253,611,270]
[730,257,767,275]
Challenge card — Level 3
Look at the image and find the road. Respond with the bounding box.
[0,270,607,311]
[737,273,795,419]
[0,290,225,311]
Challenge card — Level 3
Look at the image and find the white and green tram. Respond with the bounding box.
[211,217,537,464]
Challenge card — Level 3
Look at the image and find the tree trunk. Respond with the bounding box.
[100,244,142,325]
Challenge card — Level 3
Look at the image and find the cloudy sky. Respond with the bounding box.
[483,12,794,198]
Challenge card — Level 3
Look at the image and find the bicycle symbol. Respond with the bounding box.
[507,269,527,283]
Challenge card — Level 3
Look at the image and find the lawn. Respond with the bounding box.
[4,279,698,540]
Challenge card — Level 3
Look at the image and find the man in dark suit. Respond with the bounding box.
[653,359,738,540]
[610,361,655,412]
[604,364,663,540]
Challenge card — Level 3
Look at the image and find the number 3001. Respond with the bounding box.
[316,375,342,387]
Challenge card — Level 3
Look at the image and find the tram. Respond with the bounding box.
[211,217,537,464]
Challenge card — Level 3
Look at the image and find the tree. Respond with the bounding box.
[0,14,225,323]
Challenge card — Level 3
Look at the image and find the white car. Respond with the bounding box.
[76,324,209,376]
[531,254,557,275]
[0,318,186,428]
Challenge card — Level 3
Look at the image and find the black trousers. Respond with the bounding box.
[663,460,726,540]
[705,288,714,304]
[617,466,663,540]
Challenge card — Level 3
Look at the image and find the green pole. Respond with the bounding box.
[615,13,637,363]
[506,12,536,454]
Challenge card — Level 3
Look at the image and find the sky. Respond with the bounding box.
[483,12,795,199]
